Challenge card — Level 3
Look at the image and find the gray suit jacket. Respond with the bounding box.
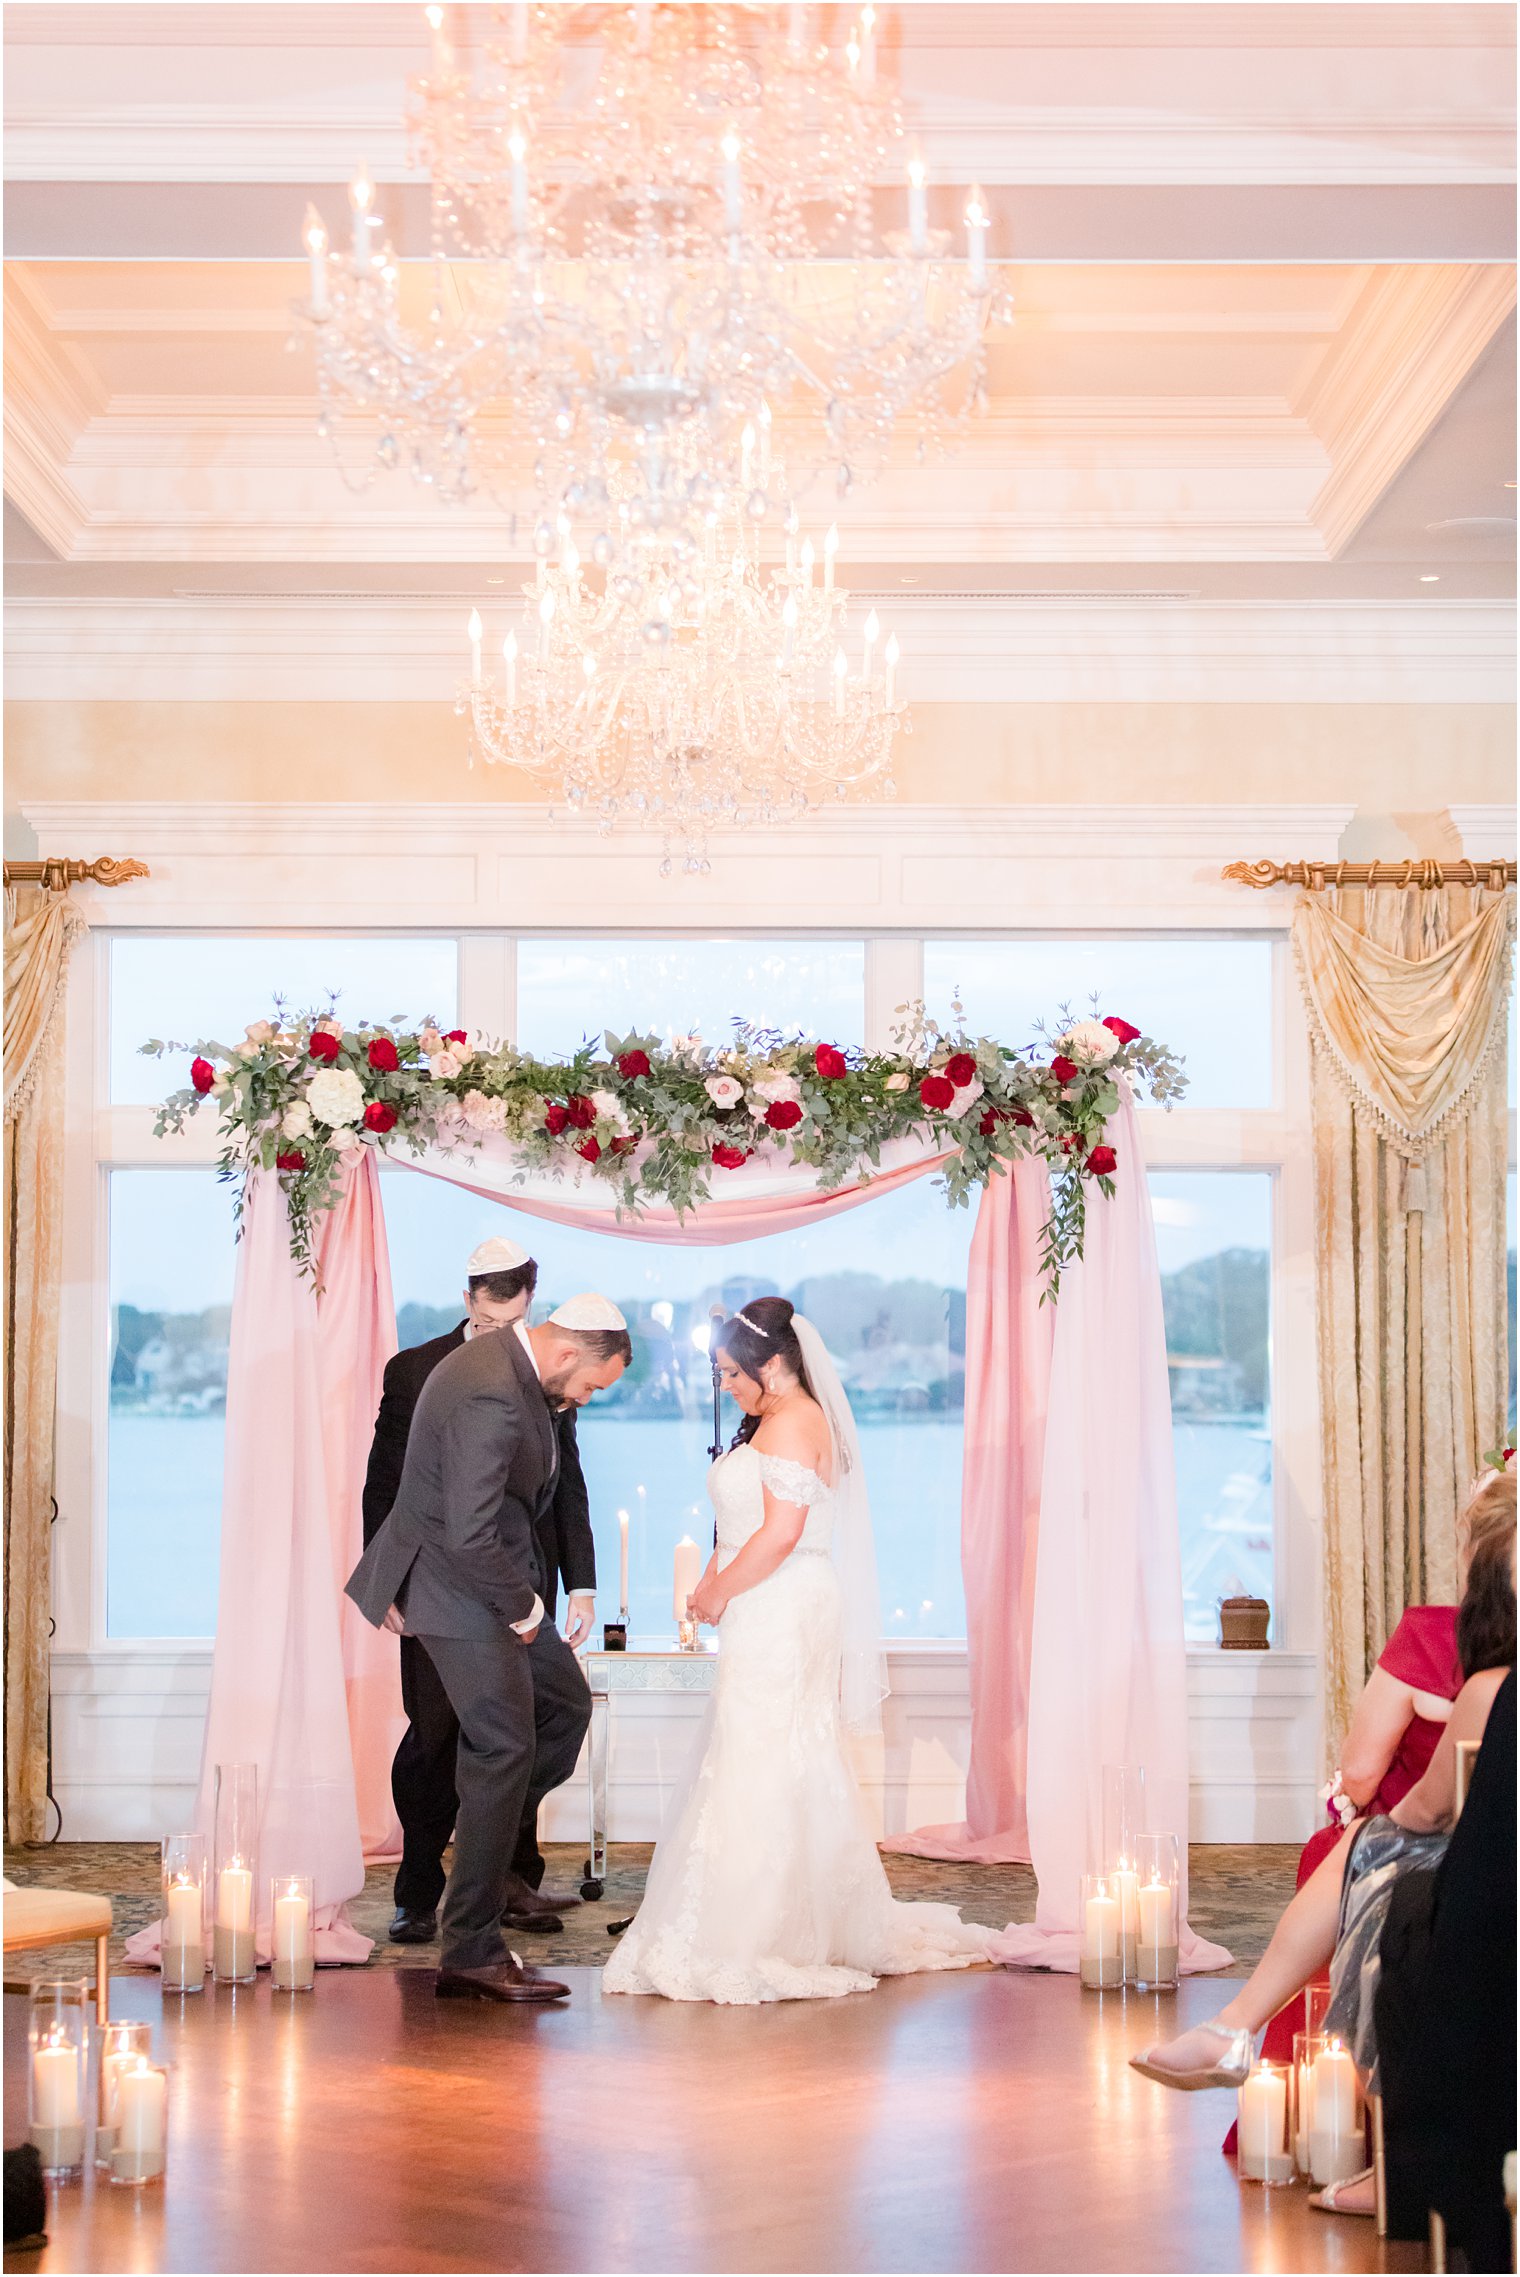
[344,1325,559,1640]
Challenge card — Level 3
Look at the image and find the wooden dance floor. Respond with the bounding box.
[4,1969,1419,2275]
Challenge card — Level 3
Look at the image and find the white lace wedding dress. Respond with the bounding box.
[602,1442,996,2004]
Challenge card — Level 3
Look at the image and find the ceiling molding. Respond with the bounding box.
[1,270,102,557]
[1447,802,1518,852]
[1300,264,1517,555]
[7,595,1511,705]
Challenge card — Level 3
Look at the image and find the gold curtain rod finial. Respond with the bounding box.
[1224,858,1516,892]
[3,856,150,892]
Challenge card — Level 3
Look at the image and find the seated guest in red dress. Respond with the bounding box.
[1219,1464,1511,2153]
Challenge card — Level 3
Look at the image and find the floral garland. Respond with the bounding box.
[144,1002,1186,1287]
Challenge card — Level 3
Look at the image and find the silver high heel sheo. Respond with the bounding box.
[1129,2019,1254,2090]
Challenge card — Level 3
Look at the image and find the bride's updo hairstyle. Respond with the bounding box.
[716,1296,810,1447]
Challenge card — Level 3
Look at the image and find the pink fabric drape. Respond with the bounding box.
[399,1132,957,1242]
[125,1167,372,1967]
[986,1089,1230,1974]
[883,1155,1053,1863]
[314,1152,405,1861]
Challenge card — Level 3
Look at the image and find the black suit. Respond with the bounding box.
[360,1323,596,1913]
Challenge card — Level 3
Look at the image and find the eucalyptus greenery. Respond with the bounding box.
[143,997,1186,1290]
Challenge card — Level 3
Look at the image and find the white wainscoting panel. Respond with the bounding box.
[49,1644,1320,1850]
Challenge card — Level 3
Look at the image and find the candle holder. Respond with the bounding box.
[28,1978,89,2175]
[1236,2058,1296,2185]
[95,2019,153,2165]
[1078,1873,1124,1990]
[108,2059,168,2186]
[1292,2030,1324,2177]
[270,1874,315,1992]
[160,1832,207,1992]
[677,1617,699,1653]
[213,1761,258,1984]
[1306,2035,1365,2186]
[1100,1762,1145,1871]
[1132,1832,1180,1992]
[601,1620,628,1652]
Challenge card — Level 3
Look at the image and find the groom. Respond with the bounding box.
[347,1292,630,2002]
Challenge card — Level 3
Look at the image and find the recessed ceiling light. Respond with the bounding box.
[1419,574,1440,583]
[899,574,919,584]
[486,576,505,585]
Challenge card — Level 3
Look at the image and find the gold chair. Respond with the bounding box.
[2,1878,112,2021]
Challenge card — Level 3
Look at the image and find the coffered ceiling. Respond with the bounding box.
[4,2,1515,702]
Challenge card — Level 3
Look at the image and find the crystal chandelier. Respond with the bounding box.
[458,491,904,873]
[298,3,1008,534]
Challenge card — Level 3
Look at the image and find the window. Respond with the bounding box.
[107,1169,236,1638]
[924,938,1273,1110]
[515,937,865,1056]
[381,1168,974,1641]
[109,936,460,1104]
[1151,1172,1273,1643]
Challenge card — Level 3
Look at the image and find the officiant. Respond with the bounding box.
[362,1235,598,1944]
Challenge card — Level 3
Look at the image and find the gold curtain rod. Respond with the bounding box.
[3,856,150,892]
[1224,857,1516,893]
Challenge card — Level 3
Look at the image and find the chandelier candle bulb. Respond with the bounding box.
[502,630,518,705]
[673,1536,703,1626]
[860,5,877,82]
[302,207,329,314]
[348,165,374,262]
[467,609,483,686]
[965,185,989,289]
[906,153,928,253]
[824,524,838,593]
[425,3,450,75]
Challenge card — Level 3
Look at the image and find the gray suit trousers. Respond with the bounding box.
[414,1630,537,1972]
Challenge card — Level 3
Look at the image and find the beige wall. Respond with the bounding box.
[5,699,1512,858]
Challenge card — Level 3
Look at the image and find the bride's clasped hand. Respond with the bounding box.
[603,1296,997,2006]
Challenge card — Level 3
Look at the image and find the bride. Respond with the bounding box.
[603,1296,995,2005]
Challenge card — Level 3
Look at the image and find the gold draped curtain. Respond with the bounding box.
[1294,883,1515,1745]
[4,886,86,1842]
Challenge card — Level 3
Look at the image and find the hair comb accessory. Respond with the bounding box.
[735,1310,770,1338]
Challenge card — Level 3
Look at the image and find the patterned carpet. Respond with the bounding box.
[3,1841,1293,1980]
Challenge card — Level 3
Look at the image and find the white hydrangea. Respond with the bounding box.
[589,1088,632,1134]
[944,1075,986,1120]
[307,1067,365,1128]
[281,1100,314,1140]
[704,1074,744,1109]
[751,1072,802,1105]
[1055,1019,1120,1065]
[461,1089,507,1133]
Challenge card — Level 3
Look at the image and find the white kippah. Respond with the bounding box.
[549,1292,628,1332]
[467,1235,532,1276]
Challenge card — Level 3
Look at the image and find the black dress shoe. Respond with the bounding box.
[388,1907,438,1945]
[500,1874,566,1933]
[436,1960,570,2004]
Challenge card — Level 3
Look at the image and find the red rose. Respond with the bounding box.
[765,1099,803,1131]
[919,1074,955,1112]
[617,1049,652,1079]
[363,1100,398,1134]
[308,1030,341,1063]
[367,1036,400,1073]
[275,1148,306,1172]
[1059,1133,1080,1154]
[945,1052,977,1089]
[445,1029,469,1047]
[566,1095,596,1131]
[1010,1108,1035,1129]
[544,1103,570,1136]
[814,1045,848,1080]
[610,1135,638,1157]
[1087,1144,1117,1176]
[978,1108,999,1137]
[1050,1056,1079,1084]
[711,1142,750,1169]
[575,1136,601,1164]
[191,1056,215,1094]
[1102,1017,1141,1045]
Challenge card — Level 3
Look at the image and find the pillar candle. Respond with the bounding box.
[165,1878,201,1950]
[111,2065,166,2185]
[32,2043,81,2130]
[1082,1888,1119,1962]
[673,1536,703,1622]
[217,1864,253,1932]
[1137,1879,1170,1947]
[1310,2042,1358,2132]
[1238,2068,1289,2182]
[272,1889,313,1990]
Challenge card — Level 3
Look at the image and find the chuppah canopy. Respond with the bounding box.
[127,1005,1225,1974]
